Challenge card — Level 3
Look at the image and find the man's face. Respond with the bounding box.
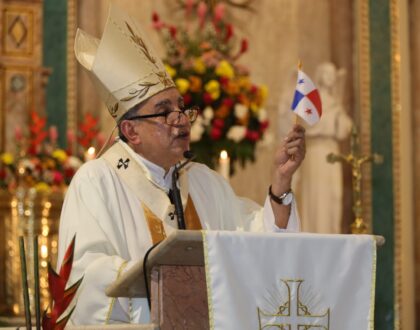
[129,88,191,170]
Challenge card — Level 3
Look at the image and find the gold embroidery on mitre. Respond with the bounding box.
[120,81,159,102]
[156,71,175,88]
[109,102,119,118]
[125,21,157,67]
[142,197,202,244]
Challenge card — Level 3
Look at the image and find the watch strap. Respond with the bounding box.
[268,185,292,205]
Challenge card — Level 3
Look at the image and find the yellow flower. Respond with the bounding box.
[189,76,202,93]
[237,76,251,89]
[259,84,269,103]
[215,60,234,79]
[175,78,190,95]
[165,64,177,78]
[250,102,259,113]
[34,182,51,193]
[1,153,14,165]
[205,80,220,100]
[193,58,206,74]
[52,149,68,163]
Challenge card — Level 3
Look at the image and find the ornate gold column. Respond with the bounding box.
[390,0,415,328]
[0,0,48,152]
[355,0,373,232]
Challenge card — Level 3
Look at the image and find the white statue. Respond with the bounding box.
[280,62,353,233]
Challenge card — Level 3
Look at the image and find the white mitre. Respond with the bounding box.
[74,4,175,122]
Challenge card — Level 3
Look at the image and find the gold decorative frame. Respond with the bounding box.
[355,1,373,233]
[355,0,414,328]
[390,0,415,328]
[390,1,402,327]
[67,0,77,141]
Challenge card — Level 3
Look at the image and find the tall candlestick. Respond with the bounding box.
[219,150,230,180]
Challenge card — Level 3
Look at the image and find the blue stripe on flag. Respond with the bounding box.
[291,90,304,110]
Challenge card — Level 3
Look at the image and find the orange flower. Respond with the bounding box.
[189,76,202,92]
[238,94,250,107]
[237,115,249,126]
[215,104,231,119]
[225,80,240,95]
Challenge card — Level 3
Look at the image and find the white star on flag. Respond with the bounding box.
[291,70,322,125]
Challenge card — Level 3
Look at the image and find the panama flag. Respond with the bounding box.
[291,70,322,125]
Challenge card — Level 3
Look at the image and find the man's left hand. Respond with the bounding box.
[271,124,306,195]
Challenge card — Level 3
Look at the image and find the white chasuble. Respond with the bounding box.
[203,231,376,330]
[57,140,300,325]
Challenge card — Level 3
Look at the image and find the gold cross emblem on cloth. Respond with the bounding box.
[258,279,330,330]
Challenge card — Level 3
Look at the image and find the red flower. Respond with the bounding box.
[219,76,230,88]
[53,171,64,184]
[203,92,213,104]
[213,118,225,129]
[260,120,269,131]
[169,25,177,39]
[183,93,192,105]
[210,127,222,140]
[246,130,260,142]
[64,168,75,179]
[213,3,225,22]
[250,84,258,94]
[151,12,164,30]
[222,98,234,108]
[197,2,208,29]
[240,38,249,54]
[224,24,234,42]
[0,168,6,180]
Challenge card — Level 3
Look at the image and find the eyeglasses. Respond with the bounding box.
[127,106,199,126]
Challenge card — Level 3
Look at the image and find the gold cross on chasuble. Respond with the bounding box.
[142,196,202,244]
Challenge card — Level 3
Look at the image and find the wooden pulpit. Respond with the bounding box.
[106,231,385,330]
[106,230,209,330]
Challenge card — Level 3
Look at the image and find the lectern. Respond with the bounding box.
[106,230,209,329]
[105,231,385,330]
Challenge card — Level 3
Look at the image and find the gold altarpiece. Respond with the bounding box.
[0,0,61,318]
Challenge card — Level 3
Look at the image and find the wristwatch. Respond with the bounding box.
[268,185,294,205]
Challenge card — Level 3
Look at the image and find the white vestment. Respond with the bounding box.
[57,140,300,325]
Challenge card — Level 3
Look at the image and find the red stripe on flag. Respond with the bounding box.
[307,90,322,117]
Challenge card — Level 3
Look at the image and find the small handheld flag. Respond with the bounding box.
[291,69,322,125]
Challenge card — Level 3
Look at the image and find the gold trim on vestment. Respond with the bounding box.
[143,196,202,244]
[184,196,203,230]
[201,230,215,330]
[142,202,167,244]
[369,235,377,329]
[105,260,129,324]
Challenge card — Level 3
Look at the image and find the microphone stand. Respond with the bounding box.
[171,151,195,230]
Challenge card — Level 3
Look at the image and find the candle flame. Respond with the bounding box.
[220,150,228,160]
[87,147,96,155]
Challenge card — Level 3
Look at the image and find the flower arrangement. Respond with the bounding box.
[0,112,103,193]
[152,0,269,173]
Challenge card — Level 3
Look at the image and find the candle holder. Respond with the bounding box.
[0,188,62,316]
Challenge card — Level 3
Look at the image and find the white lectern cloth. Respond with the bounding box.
[203,231,376,330]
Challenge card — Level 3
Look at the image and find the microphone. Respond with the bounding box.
[171,150,195,230]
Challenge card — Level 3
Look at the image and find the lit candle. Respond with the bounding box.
[49,126,58,144]
[84,147,96,162]
[219,150,230,180]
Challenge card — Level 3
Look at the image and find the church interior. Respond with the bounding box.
[0,0,419,329]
